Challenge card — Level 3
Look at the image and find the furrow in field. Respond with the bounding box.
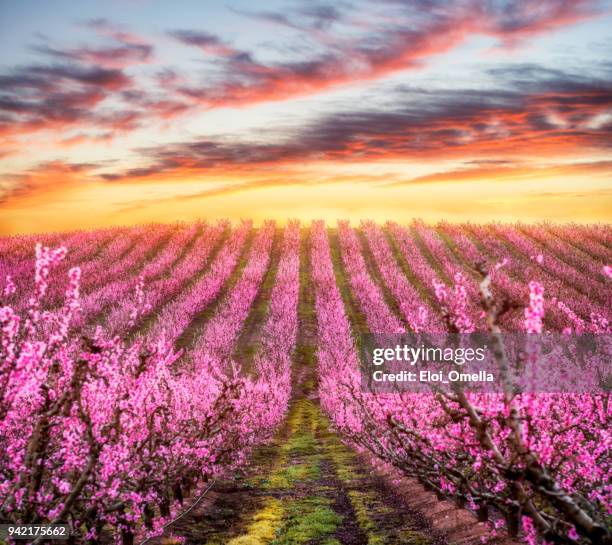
[78,223,174,291]
[314,221,452,545]
[435,223,538,331]
[100,221,222,336]
[9,225,153,311]
[385,222,451,323]
[294,225,318,389]
[0,230,68,262]
[480,224,610,321]
[137,223,201,282]
[506,225,610,303]
[384,224,443,306]
[545,224,612,264]
[519,224,610,287]
[327,227,370,338]
[67,226,145,283]
[443,222,578,331]
[2,226,121,306]
[408,222,452,284]
[142,220,253,350]
[362,221,444,332]
[73,224,184,329]
[578,223,612,252]
[55,226,119,268]
[125,221,230,339]
[411,222,484,325]
[336,220,404,335]
[356,223,412,331]
[149,222,446,545]
[230,226,284,371]
[188,221,276,367]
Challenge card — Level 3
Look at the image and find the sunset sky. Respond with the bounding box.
[1,0,611,234]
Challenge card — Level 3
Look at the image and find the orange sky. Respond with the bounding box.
[1,1,611,234]
[2,160,611,235]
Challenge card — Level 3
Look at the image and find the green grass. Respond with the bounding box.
[225,498,284,545]
[271,496,342,545]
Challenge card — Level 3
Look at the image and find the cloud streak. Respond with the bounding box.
[88,68,612,184]
[165,0,602,108]
[0,1,604,146]
[32,19,154,70]
[0,161,98,202]
[386,160,612,186]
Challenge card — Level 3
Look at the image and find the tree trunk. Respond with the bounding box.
[121,528,133,545]
[476,503,489,522]
[143,503,154,529]
[173,482,183,505]
[505,507,520,537]
[159,497,170,518]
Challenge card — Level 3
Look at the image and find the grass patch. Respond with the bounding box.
[323,434,359,484]
[271,496,342,545]
[347,490,433,545]
[262,458,320,490]
[257,399,323,489]
[225,497,284,545]
[327,229,370,340]
[348,490,388,544]
[294,343,317,368]
[287,432,317,456]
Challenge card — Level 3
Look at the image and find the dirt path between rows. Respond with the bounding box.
[168,395,450,545]
[147,227,517,545]
[147,230,451,545]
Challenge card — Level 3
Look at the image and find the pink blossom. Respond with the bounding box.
[524,281,544,334]
[3,275,16,297]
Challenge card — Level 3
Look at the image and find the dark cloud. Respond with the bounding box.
[0,63,134,136]
[478,0,598,39]
[295,3,345,29]
[33,42,152,68]
[0,19,164,140]
[0,64,130,92]
[233,1,348,31]
[168,30,238,56]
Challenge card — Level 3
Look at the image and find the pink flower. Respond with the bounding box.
[524,281,544,334]
[494,257,509,270]
[522,516,538,545]
[3,275,16,297]
[567,526,579,541]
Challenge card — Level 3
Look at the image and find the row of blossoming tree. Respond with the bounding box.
[313,220,610,545]
[1,219,610,545]
[0,221,300,544]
